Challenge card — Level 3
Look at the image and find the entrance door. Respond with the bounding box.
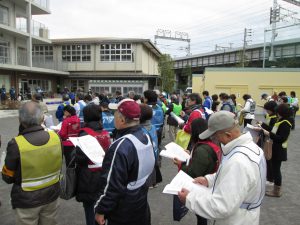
[20,79,28,95]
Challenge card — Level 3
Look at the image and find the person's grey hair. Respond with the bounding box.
[19,101,43,128]
[128,91,135,99]
[115,110,139,126]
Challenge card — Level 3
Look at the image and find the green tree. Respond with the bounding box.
[181,64,192,87]
[158,54,175,93]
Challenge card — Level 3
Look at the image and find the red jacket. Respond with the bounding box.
[183,108,205,134]
[58,115,81,146]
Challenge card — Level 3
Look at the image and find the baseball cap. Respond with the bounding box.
[109,99,141,120]
[199,111,238,140]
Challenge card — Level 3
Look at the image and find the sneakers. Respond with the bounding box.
[266,181,274,187]
[149,184,159,189]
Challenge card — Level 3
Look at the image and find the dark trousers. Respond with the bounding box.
[63,146,75,167]
[291,107,298,129]
[83,202,97,225]
[272,159,282,186]
[196,215,207,225]
[244,119,252,127]
[266,159,274,182]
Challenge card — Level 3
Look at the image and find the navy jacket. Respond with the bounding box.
[94,125,151,225]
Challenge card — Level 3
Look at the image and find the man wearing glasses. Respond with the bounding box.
[178,111,266,225]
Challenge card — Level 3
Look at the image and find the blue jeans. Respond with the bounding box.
[83,202,96,225]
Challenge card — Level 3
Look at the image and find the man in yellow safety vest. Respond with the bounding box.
[2,101,62,225]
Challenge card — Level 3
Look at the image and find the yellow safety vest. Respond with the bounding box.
[15,131,62,191]
[265,114,277,126]
[271,120,292,148]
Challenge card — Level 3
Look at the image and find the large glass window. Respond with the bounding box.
[28,79,50,92]
[0,40,10,63]
[0,5,9,25]
[100,43,132,62]
[62,44,91,62]
[32,45,53,61]
[71,80,85,92]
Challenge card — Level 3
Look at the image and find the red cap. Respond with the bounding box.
[109,99,141,120]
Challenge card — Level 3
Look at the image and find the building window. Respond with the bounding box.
[0,5,9,25]
[32,45,53,61]
[28,79,50,92]
[100,43,132,62]
[71,79,85,92]
[62,44,91,62]
[0,40,10,63]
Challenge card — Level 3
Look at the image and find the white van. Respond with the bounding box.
[185,87,192,93]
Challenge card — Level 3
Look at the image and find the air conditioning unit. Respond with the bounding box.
[39,28,49,39]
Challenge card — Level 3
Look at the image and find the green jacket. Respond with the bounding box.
[181,143,217,178]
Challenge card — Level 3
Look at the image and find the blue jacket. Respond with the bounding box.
[55,101,70,122]
[94,126,154,225]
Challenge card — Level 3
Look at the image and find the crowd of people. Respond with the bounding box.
[1,87,298,225]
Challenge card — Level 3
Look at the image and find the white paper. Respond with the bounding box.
[69,135,105,165]
[0,150,6,172]
[163,170,208,195]
[160,142,190,162]
[243,125,260,143]
[170,112,185,125]
[49,122,62,131]
[204,107,214,115]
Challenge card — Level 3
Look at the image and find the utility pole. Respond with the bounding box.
[269,0,280,61]
[242,28,252,67]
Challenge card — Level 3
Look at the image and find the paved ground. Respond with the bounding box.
[0,107,299,225]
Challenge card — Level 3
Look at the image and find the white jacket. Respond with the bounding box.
[186,132,266,225]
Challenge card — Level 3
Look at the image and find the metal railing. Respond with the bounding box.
[32,0,50,10]
[17,48,28,66]
[32,56,68,71]
[32,20,49,39]
[15,17,27,33]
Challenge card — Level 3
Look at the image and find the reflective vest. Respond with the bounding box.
[172,103,182,116]
[15,131,62,191]
[248,99,256,114]
[265,114,277,126]
[161,102,167,113]
[216,144,266,210]
[102,111,115,135]
[142,126,159,159]
[78,101,86,123]
[150,104,164,130]
[120,134,155,190]
[271,120,292,148]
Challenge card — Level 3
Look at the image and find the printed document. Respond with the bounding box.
[170,112,185,125]
[244,123,260,143]
[160,142,190,162]
[69,135,105,165]
[163,170,208,195]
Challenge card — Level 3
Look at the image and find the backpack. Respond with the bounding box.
[195,140,221,172]
[80,127,111,151]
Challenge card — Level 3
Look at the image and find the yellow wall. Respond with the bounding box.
[192,68,300,114]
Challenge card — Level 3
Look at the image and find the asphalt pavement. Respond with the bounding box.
[0,107,299,225]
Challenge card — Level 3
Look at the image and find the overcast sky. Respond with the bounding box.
[37,0,300,57]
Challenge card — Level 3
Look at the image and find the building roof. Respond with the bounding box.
[51,37,162,57]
